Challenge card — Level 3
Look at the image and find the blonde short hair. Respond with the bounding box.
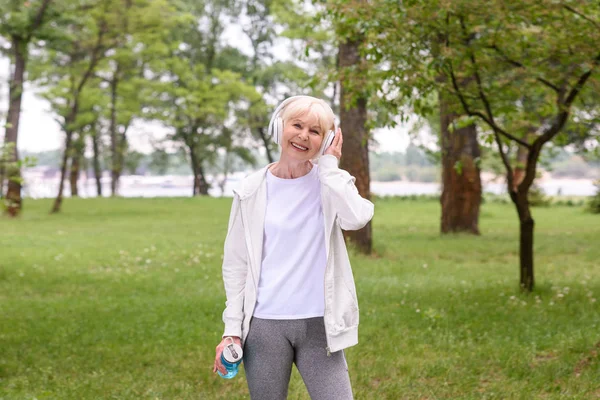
[280,96,335,136]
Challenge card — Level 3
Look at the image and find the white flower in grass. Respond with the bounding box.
[591,298,597,303]
[422,263,428,269]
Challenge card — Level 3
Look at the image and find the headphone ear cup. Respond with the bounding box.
[275,117,283,145]
[321,130,335,155]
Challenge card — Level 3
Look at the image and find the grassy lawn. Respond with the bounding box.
[1,197,599,399]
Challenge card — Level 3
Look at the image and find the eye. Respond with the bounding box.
[293,123,302,129]
[310,130,320,135]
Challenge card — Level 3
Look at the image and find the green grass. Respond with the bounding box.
[1,197,599,399]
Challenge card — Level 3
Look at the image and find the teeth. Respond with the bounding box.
[291,142,308,151]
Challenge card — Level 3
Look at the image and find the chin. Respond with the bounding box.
[284,147,318,160]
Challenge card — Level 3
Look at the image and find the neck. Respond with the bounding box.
[269,155,313,179]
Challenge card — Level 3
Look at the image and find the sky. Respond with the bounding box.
[0,20,414,155]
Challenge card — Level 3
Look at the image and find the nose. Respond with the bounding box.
[298,128,309,141]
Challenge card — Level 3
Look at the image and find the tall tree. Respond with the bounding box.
[337,34,373,254]
[0,0,54,216]
[97,0,173,196]
[358,0,600,290]
[143,0,260,195]
[30,0,114,213]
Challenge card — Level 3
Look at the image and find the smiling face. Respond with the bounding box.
[280,113,325,161]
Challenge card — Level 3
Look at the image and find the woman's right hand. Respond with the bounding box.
[213,336,242,375]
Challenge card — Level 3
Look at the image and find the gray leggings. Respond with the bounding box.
[243,317,353,400]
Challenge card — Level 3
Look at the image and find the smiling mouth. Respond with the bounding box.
[291,142,308,151]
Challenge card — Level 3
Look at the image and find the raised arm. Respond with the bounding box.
[318,154,374,231]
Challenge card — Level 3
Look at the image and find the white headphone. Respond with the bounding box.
[267,95,336,157]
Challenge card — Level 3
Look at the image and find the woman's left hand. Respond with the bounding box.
[324,127,343,160]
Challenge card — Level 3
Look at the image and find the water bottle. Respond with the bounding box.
[218,337,243,379]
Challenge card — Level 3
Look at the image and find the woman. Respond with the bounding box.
[213,96,374,399]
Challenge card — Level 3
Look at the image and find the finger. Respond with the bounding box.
[215,358,226,375]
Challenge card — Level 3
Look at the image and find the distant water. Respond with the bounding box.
[21,172,596,199]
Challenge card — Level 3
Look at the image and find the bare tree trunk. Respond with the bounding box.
[440,93,481,234]
[112,122,129,193]
[91,125,103,197]
[52,130,74,213]
[69,133,85,197]
[514,194,535,291]
[257,126,274,163]
[3,36,26,216]
[109,71,120,196]
[339,37,372,254]
[69,151,80,198]
[188,147,209,196]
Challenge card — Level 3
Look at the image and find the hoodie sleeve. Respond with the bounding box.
[221,194,248,338]
[318,154,375,231]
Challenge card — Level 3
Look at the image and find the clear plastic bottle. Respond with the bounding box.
[218,337,243,379]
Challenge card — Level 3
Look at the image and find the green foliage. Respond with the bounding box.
[588,180,600,214]
[334,0,600,184]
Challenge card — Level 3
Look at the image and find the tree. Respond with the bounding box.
[30,0,115,213]
[96,0,174,196]
[0,0,54,216]
[358,0,600,290]
[143,0,260,196]
[328,0,374,254]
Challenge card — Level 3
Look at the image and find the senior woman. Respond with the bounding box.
[213,95,374,399]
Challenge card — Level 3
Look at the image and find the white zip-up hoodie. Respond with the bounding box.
[221,155,374,353]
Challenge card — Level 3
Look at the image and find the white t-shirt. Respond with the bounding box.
[253,164,327,319]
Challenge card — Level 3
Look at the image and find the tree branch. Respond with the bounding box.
[519,52,600,192]
[493,129,515,195]
[488,44,561,93]
[563,5,600,29]
[538,52,600,144]
[453,17,532,148]
[446,62,530,147]
[26,0,53,42]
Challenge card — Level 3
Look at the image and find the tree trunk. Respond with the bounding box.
[257,126,274,163]
[69,151,80,198]
[69,133,85,197]
[112,123,129,194]
[52,130,74,213]
[3,36,26,217]
[109,72,120,196]
[338,37,372,254]
[188,147,209,196]
[514,194,534,291]
[91,125,103,197]
[440,93,482,234]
